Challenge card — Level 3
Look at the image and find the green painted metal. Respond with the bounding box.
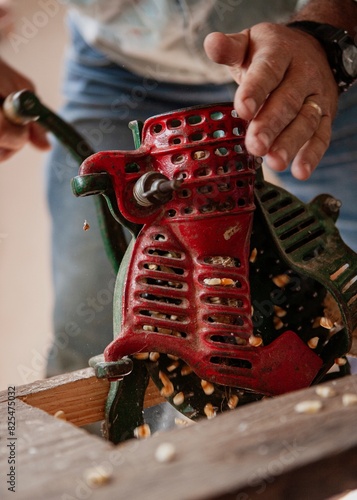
[72,173,141,237]
[128,120,143,149]
[102,360,150,444]
[254,167,356,366]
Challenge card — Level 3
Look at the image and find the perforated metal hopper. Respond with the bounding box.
[73,103,356,426]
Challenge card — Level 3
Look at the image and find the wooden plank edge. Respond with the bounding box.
[3,374,357,500]
[0,367,164,427]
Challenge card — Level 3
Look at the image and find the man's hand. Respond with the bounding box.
[0,59,50,162]
[204,23,339,180]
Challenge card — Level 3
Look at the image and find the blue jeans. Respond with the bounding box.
[45,23,235,375]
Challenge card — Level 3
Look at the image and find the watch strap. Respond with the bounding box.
[286,21,357,92]
[287,20,347,39]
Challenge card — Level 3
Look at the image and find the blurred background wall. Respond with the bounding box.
[0,0,67,389]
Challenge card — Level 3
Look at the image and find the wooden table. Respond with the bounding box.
[1,368,356,499]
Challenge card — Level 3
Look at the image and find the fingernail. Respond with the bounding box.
[292,162,312,180]
[244,97,257,116]
[300,163,312,178]
[257,132,270,150]
[272,148,289,165]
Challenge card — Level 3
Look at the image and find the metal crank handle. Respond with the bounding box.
[2,89,95,163]
[2,89,127,272]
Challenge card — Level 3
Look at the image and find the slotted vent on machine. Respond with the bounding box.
[74,102,356,401]
[100,104,259,387]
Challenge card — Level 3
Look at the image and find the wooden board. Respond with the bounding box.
[1,373,357,499]
[0,367,164,427]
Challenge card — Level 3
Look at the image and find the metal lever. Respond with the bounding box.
[2,89,128,272]
[3,90,40,125]
[3,89,94,162]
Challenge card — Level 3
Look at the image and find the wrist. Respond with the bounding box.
[286,21,357,93]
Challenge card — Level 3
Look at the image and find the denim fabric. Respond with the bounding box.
[45,23,235,375]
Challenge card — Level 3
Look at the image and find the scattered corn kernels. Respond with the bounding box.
[221,278,235,286]
[54,410,66,420]
[204,403,216,419]
[342,393,357,407]
[167,361,179,372]
[203,277,235,286]
[201,379,215,395]
[159,371,174,397]
[149,351,160,362]
[84,466,112,487]
[320,317,334,329]
[228,395,239,410]
[181,364,193,376]
[249,248,258,263]
[294,400,322,414]
[273,305,287,318]
[193,151,206,160]
[155,442,176,463]
[134,423,151,439]
[273,316,284,330]
[315,385,336,398]
[133,352,149,360]
[308,337,319,349]
[272,274,290,288]
[157,327,173,335]
[248,335,263,347]
[175,417,193,427]
[204,278,221,286]
[173,392,185,406]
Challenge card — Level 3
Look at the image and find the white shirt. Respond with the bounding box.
[65,0,299,84]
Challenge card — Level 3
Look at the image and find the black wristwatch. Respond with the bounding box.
[287,21,357,92]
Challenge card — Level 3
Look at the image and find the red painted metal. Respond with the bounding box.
[78,103,322,395]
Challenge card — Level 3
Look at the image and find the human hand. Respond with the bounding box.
[0,58,50,162]
[204,23,339,180]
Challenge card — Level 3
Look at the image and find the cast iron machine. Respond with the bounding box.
[72,103,357,442]
[4,94,357,443]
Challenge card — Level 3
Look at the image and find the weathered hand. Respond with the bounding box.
[0,59,50,162]
[204,23,339,180]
